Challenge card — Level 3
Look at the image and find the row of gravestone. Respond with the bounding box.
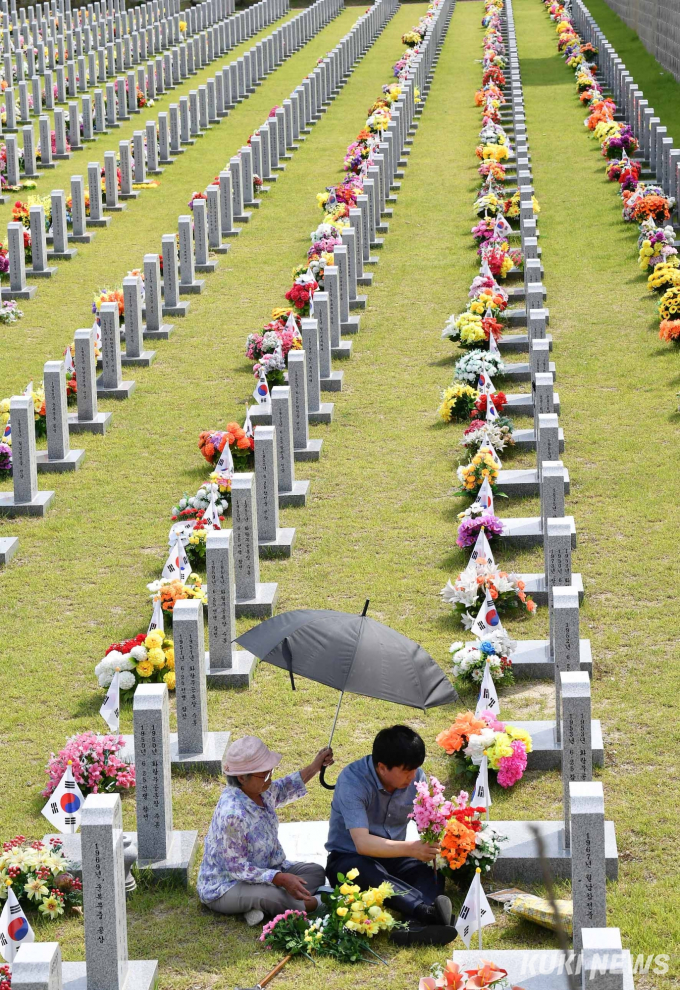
[4,9,450,990]
[0,0,399,566]
[573,0,680,207]
[448,2,632,985]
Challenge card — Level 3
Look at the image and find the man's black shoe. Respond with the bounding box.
[414,895,453,927]
[390,922,458,947]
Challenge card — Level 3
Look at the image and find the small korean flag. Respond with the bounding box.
[477,369,495,396]
[469,527,496,570]
[148,596,164,636]
[486,395,499,423]
[471,590,505,644]
[100,669,121,733]
[472,477,494,514]
[205,487,222,530]
[215,441,234,477]
[22,381,33,396]
[481,254,492,279]
[285,310,298,333]
[162,532,190,581]
[244,405,254,439]
[253,370,270,406]
[41,763,84,834]
[63,345,75,373]
[475,659,501,718]
[0,886,34,963]
[455,870,495,949]
[480,434,503,469]
[471,755,492,812]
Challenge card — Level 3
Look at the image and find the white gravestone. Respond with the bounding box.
[205,530,258,686]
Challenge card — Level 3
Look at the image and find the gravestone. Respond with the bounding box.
[146,119,162,174]
[333,245,359,333]
[8,942,62,990]
[104,149,125,211]
[70,175,95,243]
[87,161,111,228]
[561,671,592,849]
[206,184,229,253]
[0,395,55,516]
[288,349,322,460]
[48,189,77,260]
[27,205,57,277]
[143,253,174,339]
[97,302,136,399]
[0,537,19,566]
[60,794,158,990]
[4,221,37,299]
[571,782,607,955]
[324,267,351,359]
[254,424,296,557]
[22,124,39,179]
[229,155,250,223]
[36,361,85,472]
[68,328,112,434]
[122,275,156,365]
[162,233,190,316]
[205,530,259,685]
[230,472,278,617]
[133,684,198,878]
[192,199,217,273]
[178,214,205,292]
[270,386,309,507]
[133,131,147,184]
[219,170,239,237]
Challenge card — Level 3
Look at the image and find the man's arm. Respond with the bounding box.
[349,827,439,862]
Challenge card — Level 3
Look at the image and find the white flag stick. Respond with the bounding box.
[475,658,501,718]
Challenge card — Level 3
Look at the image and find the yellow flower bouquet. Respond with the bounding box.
[456,448,500,493]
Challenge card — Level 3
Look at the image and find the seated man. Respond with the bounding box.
[325,725,457,946]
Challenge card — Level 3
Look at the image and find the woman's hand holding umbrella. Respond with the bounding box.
[300,747,334,783]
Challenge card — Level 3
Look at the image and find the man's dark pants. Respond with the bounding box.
[326,850,445,920]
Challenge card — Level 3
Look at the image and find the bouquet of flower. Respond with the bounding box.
[461,418,514,456]
[95,630,175,695]
[456,506,505,549]
[622,186,674,224]
[43,733,135,797]
[437,384,480,423]
[198,424,254,471]
[478,160,506,182]
[284,273,318,316]
[0,963,9,990]
[647,262,680,293]
[442,311,487,348]
[438,798,506,879]
[637,221,678,270]
[420,958,522,989]
[147,575,207,618]
[409,775,453,844]
[0,437,11,478]
[473,390,507,418]
[441,561,536,626]
[437,709,532,788]
[456,448,500,493]
[0,836,82,917]
[659,319,680,342]
[448,638,514,688]
[658,285,680,321]
[454,350,505,385]
[0,299,22,323]
[172,480,230,524]
[606,157,641,187]
[601,125,638,159]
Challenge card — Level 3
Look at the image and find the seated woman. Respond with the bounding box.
[197,735,333,927]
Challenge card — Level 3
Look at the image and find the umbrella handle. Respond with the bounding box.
[320,764,336,790]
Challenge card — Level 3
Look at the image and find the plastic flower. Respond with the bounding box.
[38,894,63,918]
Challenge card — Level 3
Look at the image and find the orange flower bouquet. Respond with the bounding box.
[198,424,254,472]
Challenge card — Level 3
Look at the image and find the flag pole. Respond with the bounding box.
[476,868,483,951]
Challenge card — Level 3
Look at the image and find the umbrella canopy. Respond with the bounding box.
[235,607,458,710]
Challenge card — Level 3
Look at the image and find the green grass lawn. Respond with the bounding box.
[0,0,678,986]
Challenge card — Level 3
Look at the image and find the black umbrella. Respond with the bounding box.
[235,601,458,788]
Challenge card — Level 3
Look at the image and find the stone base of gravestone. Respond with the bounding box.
[294,438,323,463]
[341,316,360,334]
[212,243,231,255]
[195,259,219,273]
[70,231,96,244]
[490,819,619,883]
[499,515,576,549]
[0,537,19,565]
[507,307,550,328]
[465,637,593,679]
[2,284,37,300]
[38,163,57,170]
[41,829,199,885]
[179,278,206,296]
[249,199,262,210]
[119,730,231,775]
[320,371,344,393]
[504,391,560,418]
[513,572,584,607]
[36,448,86,473]
[279,480,309,510]
[162,298,190,317]
[511,427,564,452]
[26,265,58,278]
[148,168,165,176]
[331,341,352,360]
[259,526,296,559]
[349,295,367,311]
[121,349,157,368]
[120,191,140,201]
[0,490,54,517]
[371,237,385,250]
[206,649,258,688]
[451,951,634,989]
[87,216,112,229]
[143,323,175,340]
[47,246,78,261]
[376,223,389,236]
[67,411,112,435]
[357,273,373,287]
[223,227,241,236]
[62,959,159,990]
[495,468,570,498]
[308,403,334,426]
[233,210,252,223]
[96,376,136,400]
[235,581,278,619]
[500,360,556,383]
[104,203,127,213]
